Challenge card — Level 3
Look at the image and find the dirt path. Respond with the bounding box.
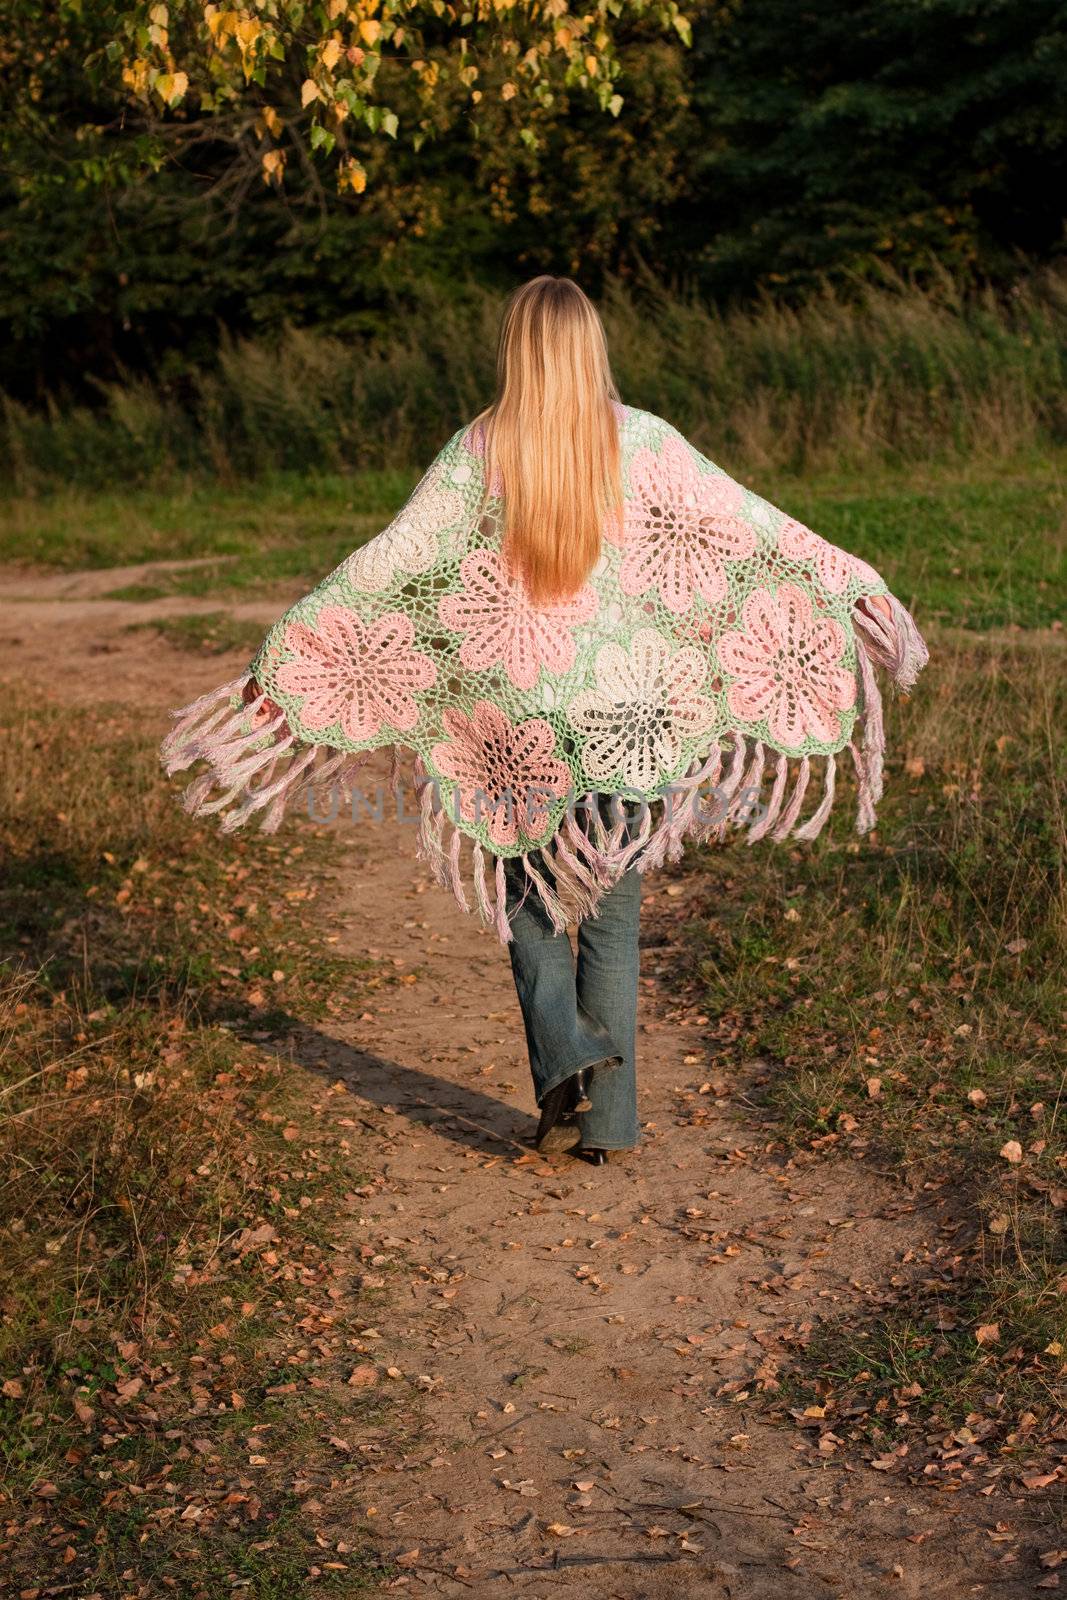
[284,757,1043,1599]
[1,559,295,706]
[5,562,1053,1597]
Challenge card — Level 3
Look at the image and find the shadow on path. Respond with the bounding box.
[253,1013,540,1159]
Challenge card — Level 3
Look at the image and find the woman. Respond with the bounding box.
[163,276,927,1167]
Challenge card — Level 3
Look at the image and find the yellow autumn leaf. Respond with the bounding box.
[261,149,286,184]
[339,158,367,193]
[149,2,168,24]
[262,105,282,136]
[208,7,238,43]
[155,71,187,106]
[235,17,261,51]
[584,53,598,75]
[359,17,381,44]
[321,37,343,69]
[301,77,320,107]
[122,58,150,94]
[501,81,516,101]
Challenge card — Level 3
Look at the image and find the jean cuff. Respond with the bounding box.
[535,1053,623,1106]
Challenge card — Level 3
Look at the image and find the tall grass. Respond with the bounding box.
[4,267,1067,491]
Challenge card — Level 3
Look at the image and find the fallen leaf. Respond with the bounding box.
[999,1140,1023,1164]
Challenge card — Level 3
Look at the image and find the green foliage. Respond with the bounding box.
[2,0,1065,394]
[686,0,1067,293]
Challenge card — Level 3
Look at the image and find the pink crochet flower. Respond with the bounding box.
[717,582,856,748]
[276,606,436,742]
[438,550,597,690]
[777,518,881,595]
[430,702,571,846]
[616,437,757,613]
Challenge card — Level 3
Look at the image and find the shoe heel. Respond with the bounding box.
[573,1065,593,1112]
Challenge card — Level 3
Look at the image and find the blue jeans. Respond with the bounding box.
[505,836,641,1151]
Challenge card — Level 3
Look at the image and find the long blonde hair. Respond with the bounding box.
[478,276,621,605]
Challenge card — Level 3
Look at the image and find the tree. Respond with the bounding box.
[0,0,694,392]
[684,0,1067,295]
[100,0,694,198]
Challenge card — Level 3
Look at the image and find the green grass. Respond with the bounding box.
[126,610,269,655]
[0,468,412,571]
[683,625,1067,1454]
[761,453,1066,630]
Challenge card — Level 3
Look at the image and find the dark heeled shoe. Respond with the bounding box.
[534,1065,593,1153]
[579,1148,608,1166]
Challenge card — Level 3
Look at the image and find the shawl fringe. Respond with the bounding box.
[159,593,925,942]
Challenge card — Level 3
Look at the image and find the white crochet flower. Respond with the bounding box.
[345,469,464,593]
[567,627,719,793]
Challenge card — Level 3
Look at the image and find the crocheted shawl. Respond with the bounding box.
[162,406,928,940]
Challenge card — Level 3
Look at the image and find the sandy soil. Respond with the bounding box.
[4,561,1056,1598]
